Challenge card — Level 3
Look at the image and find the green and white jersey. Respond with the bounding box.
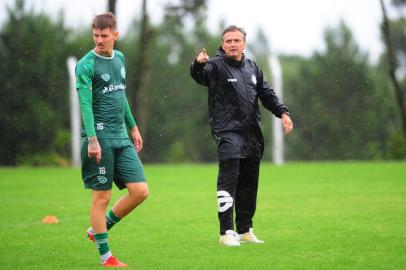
[76,50,134,138]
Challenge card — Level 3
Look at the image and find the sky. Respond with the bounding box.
[0,0,402,63]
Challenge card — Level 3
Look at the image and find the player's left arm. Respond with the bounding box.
[281,113,293,134]
[255,64,293,134]
[124,96,143,152]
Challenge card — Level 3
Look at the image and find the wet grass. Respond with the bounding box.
[0,162,405,269]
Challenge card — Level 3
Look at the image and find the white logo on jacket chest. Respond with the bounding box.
[227,78,237,82]
[251,74,257,85]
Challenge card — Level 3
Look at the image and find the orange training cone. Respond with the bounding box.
[42,215,59,224]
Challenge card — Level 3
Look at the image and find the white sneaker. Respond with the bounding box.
[239,228,264,243]
[219,230,240,246]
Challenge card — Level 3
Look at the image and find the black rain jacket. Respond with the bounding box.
[190,47,289,160]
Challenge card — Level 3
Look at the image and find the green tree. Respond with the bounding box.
[123,0,217,162]
[283,22,389,160]
[379,0,406,141]
[0,0,71,165]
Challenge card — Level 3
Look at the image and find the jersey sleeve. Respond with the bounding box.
[124,96,136,129]
[75,60,93,90]
[75,60,96,137]
[115,51,135,130]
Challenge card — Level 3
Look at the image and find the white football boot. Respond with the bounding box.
[219,230,241,246]
[239,228,264,244]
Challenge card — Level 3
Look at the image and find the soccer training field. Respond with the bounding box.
[0,162,405,270]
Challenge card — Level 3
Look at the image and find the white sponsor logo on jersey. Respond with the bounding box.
[96,122,104,130]
[251,74,257,85]
[102,84,126,94]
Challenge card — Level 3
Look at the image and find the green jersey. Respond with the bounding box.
[75,50,135,138]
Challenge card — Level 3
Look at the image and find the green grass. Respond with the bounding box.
[0,162,405,270]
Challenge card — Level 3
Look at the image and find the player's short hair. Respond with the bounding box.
[92,12,117,30]
[221,25,247,42]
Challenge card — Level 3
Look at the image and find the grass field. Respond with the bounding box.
[0,162,405,270]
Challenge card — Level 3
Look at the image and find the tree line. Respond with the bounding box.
[0,0,405,166]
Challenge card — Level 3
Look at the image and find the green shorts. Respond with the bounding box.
[81,138,146,190]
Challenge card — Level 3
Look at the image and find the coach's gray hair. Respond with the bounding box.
[221,25,247,42]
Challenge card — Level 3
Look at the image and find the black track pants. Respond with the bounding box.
[217,158,260,235]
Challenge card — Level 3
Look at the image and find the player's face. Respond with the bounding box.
[221,31,245,61]
[93,27,118,57]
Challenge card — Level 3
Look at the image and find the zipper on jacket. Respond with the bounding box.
[239,68,251,114]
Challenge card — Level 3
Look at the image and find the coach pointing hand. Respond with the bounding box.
[197,48,209,64]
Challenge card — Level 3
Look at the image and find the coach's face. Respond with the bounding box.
[221,30,245,61]
[93,27,118,57]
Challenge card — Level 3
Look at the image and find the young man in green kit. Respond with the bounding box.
[75,12,148,268]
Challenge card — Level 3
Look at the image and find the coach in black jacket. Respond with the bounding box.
[190,25,293,246]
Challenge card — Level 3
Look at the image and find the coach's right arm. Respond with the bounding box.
[190,48,214,86]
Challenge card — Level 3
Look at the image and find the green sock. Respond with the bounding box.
[94,232,112,263]
[106,209,121,230]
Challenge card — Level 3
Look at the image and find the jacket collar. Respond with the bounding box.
[216,47,245,67]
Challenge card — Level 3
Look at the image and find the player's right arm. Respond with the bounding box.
[75,61,102,163]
